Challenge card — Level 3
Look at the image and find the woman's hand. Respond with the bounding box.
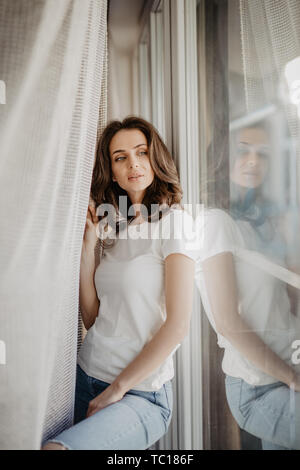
[83,204,99,250]
[86,383,125,418]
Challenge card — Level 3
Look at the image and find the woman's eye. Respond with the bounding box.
[237,147,249,157]
[115,151,147,161]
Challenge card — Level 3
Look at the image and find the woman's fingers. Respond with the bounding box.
[86,402,98,418]
[88,205,98,224]
[88,204,95,214]
[87,206,92,219]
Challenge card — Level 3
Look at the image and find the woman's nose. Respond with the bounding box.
[128,154,140,168]
[246,150,259,166]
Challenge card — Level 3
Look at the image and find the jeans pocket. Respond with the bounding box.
[154,382,173,424]
[225,375,243,385]
[238,380,257,420]
[225,376,247,427]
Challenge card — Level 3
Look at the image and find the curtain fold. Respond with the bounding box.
[0,0,107,449]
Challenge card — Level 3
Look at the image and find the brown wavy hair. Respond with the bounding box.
[90,116,184,252]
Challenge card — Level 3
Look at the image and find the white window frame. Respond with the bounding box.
[169,0,203,450]
[138,39,152,122]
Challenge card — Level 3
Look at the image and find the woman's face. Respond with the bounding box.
[109,128,155,205]
[230,127,270,190]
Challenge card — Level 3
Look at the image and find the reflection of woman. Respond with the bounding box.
[196,125,300,449]
[42,116,197,450]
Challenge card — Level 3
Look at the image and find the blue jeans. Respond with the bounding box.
[44,364,173,450]
[225,375,300,450]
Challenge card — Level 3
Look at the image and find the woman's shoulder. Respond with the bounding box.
[159,205,238,234]
[194,207,237,231]
[194,207,243,258]
[202,207,235,220]
[159,204,194,228]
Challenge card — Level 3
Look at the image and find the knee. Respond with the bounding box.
[41,442,68,450]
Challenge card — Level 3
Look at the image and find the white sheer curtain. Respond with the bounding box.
[239,0,300,141]
[0,0,107,450]
[238,0,300,255]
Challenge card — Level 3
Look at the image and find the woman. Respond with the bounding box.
[195,124,300,450]
[42,116,197,450]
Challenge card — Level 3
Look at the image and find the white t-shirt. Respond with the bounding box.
[77,208,199,391]
[194,208,300,385]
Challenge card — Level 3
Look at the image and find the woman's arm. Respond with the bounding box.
[79,205,100,330]
[86,253,195,417]
[79,244,99,330]
[202,251,298,388]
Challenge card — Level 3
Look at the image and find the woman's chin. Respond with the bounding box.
[236,178,263,190]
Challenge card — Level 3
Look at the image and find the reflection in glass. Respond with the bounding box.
[197,0,300,450]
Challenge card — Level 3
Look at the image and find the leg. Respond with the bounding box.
[225,375,300,450]
[261,440,289,450]
[42,442,67,450]
[41,384,172,450]
[42,364,172,450]
[42,364,107,450]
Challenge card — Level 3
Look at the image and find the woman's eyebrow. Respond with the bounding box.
[112,144,147,156]
[238,141,270,149]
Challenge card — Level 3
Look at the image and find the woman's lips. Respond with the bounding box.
[128,175,144,181]
[243,172,259,176]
